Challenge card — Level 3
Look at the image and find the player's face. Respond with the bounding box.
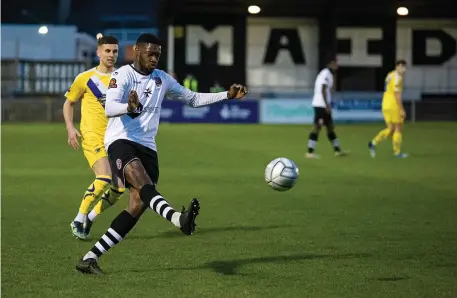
[397,64,407,75]
[329,61,338,71]
[138,43,161,73]
[98,44,119,68]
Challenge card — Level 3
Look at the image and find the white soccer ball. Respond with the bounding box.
[265,157,299,191]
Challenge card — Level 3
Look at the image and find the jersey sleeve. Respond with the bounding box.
[164,72,227,107]
[323,70,332,86]
[105,68,131,117]
[65,74,86,102]
[394,73,403,92]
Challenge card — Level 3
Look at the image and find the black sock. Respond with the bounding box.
[327,131,341,152]
[307,132,319,153]
[89,210,137,258]
[139,184,176,222]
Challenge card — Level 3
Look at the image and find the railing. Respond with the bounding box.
[1,60,89,97]
[2,59,456,103]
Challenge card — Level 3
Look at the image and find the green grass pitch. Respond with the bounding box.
[2,122,457,297]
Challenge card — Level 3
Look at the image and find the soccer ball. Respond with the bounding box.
[265,157,299,191]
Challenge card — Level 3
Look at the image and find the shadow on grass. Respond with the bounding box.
[125,224,296,240]
[375,277,409,282]
[162,253,372,275]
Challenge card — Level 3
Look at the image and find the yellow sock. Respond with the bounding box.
[93,186,125,215]
[372,128,391,145]
[78,175,111,214]
[393,131,402,155]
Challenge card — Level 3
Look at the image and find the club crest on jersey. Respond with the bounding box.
[108,78,117,89]
[153,77,162,89]
[116,159,122,170]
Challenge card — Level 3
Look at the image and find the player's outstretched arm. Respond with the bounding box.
[187,84,248,107]
[165,74,248,108]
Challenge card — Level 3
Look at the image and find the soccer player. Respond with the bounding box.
[75,33,248,274]
[306,58,347,158]
[368,60,408,158]
[63,36,125,240]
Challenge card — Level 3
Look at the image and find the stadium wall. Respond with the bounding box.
[175,17,457,97]
[2,18,456,98]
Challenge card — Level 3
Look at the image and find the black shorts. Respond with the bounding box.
[313,107,333,126]
[107,139,159,189]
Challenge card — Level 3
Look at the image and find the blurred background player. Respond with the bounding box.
[368,60,408,158]
[306,58,348,158]
[63,35,125,240]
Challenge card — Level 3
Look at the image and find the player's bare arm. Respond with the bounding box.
[63,99,81,150]
[395,91,405,117]
[123,161,150,217]
[321,84,330,113]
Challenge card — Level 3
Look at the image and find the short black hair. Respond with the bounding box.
[136,33,162,46]
[324,52,337,65]
[97,35,118,46]
[327,58,337,64]
[396,59,407,66]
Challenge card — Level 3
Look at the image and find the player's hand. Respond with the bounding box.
[400,109,406,118]
[325,107,331,114]
[67,127,81,150]
[227,84,249,99]
[127,90,140,113]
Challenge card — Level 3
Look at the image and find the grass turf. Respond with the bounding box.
[2,123,457,297]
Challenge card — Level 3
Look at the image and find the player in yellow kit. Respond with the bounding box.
[63,36,125,240]
[368,60,408,158]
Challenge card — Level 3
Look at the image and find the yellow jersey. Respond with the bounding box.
[382,70,403,110]
[65,68,112,136]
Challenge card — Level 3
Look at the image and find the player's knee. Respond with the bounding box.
[127,188,147,218]
[312,125,321,133]
[92,157,112,176]
[124,161,153,191]
[126,201,146,218]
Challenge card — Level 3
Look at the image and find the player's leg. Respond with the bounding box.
[125,155,199,235]
[85,156,126,237]
[393,115,408,158]
[324,116,347,156]
[76,141,199,274]
[306,108,323,158]
[91,140,198,236]
[368,110,394,157]
[76,141,149,272]
[76,186,143,275]
[71,137,113,240]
